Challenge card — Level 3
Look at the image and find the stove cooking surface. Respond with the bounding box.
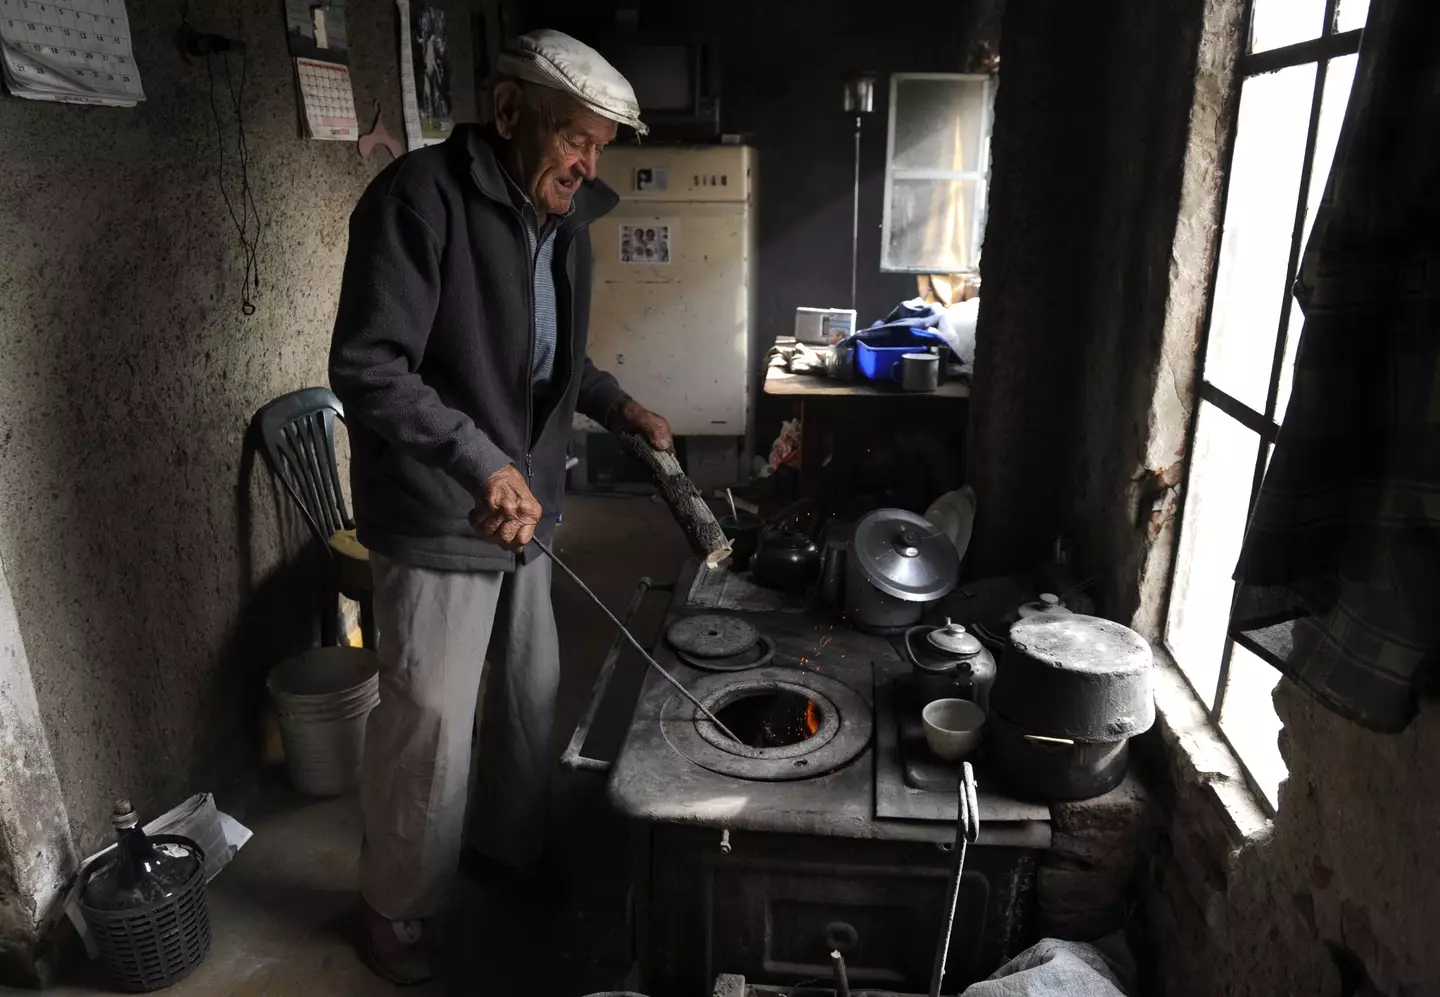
[606,563,1051,847]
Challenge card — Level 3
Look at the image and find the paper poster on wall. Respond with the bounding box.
[620,223,672,264]
[410,3,452,141]
[396,0,450,149]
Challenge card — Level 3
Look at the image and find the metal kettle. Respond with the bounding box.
[752,524,822,590]
[904,618,997,713]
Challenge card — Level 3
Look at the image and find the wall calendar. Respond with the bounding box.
[0,0,144,106]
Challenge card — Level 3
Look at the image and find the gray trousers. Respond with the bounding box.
[359,551,559,920]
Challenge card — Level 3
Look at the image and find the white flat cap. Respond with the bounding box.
[497,29,648,136]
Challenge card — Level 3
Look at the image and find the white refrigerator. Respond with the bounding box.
[589,146,757,456]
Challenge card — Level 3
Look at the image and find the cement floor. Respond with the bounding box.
[12,495,690,997]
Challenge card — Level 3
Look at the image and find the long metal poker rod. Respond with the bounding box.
[531,538,742,745]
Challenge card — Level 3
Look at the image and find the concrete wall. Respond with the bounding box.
[973,1,1440,995]
[0,0,483,866]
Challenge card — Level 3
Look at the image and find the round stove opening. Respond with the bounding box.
[715,690,824,749]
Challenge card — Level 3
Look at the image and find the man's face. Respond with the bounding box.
[494,82,618,218]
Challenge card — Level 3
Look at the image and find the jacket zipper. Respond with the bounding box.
[504,199,579,541]
[514,205,537,486]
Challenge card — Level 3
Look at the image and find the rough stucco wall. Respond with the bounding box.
[1149,682,1440,997]
[0,0,479,856]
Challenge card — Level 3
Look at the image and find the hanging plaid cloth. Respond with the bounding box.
[1229,0,1440,733]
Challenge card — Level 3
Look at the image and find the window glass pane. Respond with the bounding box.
[1219,643,1286,810]
[1204,64,1316,414]
[1250,0,1326,53]
[882,178,981,272]
[1275,55,1358,424]
[890,76,990,174]
[1335,0,1370,32]
[1166,402,1263,706]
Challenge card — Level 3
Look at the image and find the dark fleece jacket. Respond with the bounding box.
[329,125,628,571]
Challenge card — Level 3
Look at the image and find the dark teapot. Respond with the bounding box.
[752,524,822,590]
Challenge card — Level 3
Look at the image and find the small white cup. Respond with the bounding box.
[922,698,986,761]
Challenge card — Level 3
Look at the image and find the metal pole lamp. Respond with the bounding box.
[843,72,876,313]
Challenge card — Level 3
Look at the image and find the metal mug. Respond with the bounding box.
[891,352,939,392]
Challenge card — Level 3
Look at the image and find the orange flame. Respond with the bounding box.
[804,699,820,737]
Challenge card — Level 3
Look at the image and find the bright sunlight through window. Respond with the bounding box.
[1164,0,1366,812]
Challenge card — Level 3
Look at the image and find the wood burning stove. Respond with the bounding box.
[565,566,1054,996]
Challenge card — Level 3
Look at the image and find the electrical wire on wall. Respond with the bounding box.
[182,3,262,315]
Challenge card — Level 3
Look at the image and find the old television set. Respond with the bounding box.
[600,34,721,139]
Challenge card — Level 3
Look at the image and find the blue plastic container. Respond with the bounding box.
[855,331,933,381]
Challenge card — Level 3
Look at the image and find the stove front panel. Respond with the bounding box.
[644,826,1036,996]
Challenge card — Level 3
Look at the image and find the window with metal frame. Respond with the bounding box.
[1164,0,1368,812]
[880,73,994,274]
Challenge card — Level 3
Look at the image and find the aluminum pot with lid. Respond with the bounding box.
[844,509,959,631]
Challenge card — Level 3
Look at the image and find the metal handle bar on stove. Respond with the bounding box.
[531,538,742,745]
[561,576,671,773]
[929,761,980,997]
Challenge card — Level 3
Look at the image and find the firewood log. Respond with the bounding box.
[616,431,733,567]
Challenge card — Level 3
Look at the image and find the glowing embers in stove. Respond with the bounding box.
[713,689,825,749]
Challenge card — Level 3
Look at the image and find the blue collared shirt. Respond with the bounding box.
[499,167,572,388]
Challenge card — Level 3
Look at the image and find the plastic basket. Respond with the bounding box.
[79,835,211,993]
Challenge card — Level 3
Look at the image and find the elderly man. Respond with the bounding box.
[329,29,669,983]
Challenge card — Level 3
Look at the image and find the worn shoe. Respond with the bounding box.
[360,900,433,986]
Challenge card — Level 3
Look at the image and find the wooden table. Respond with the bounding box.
[764,366,971,400]
[763,363,971,492]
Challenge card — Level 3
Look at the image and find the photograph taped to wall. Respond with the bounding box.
[0,0,145,105]
[619,223,672,264]
[635,167,668,192]
[410,3,452,141]
[284,0,349,63]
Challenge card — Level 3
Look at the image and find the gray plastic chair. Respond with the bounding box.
[251,387,374,648]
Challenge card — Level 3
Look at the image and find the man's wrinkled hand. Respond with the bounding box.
[470,465,542,552]
[612,398,674,451]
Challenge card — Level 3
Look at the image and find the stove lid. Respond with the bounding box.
[851,508,960,602]
[667,615,760,659]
